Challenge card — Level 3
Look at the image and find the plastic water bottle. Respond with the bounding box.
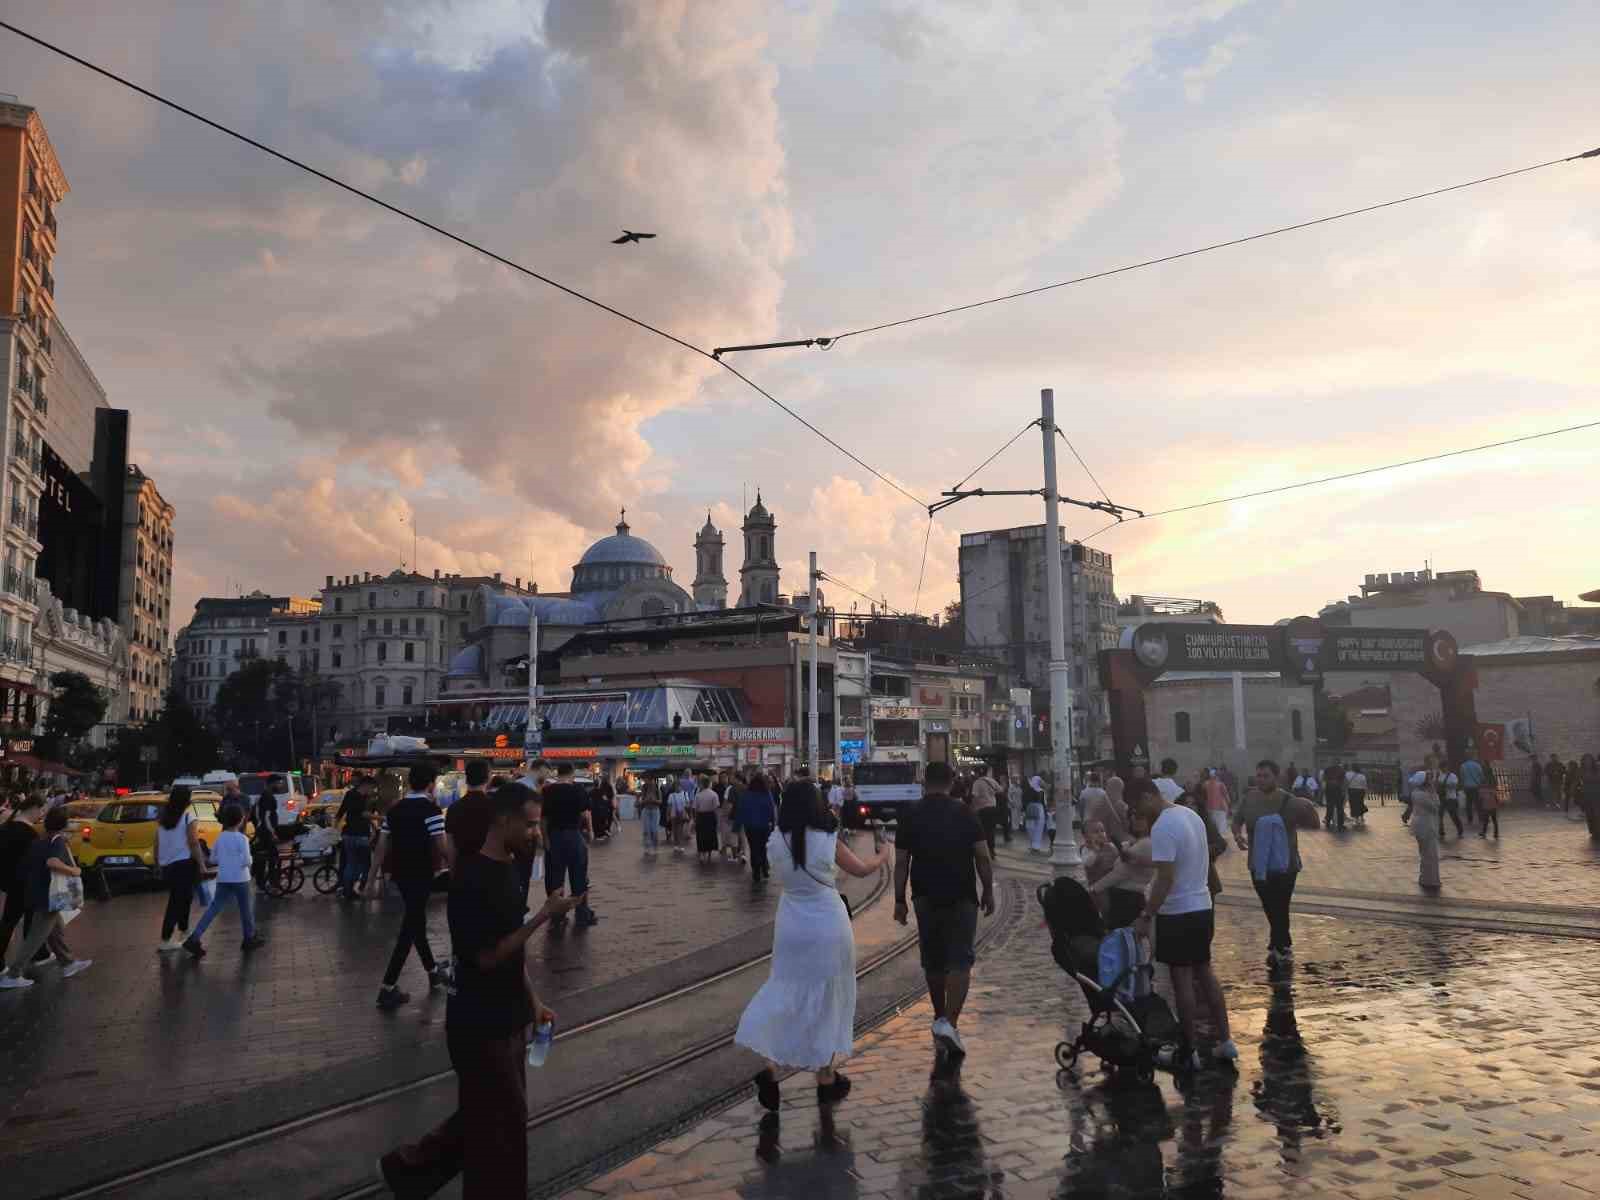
[527,1021,553,1068]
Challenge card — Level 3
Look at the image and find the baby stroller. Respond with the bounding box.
[1038,878,1182,1083]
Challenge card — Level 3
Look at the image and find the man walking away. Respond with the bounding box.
[1322,762,1347,832]
[1232,760,1320,966]
[1438,762,1464,839]
[1200,769,1232,842]
[968,766,1001,856]
[543,765,597,928]
[1459,752,1485,827]
[1346,766,1369,825]
[367,764,450,1011]
[1078,772,1109,837]
[0,794,44,963]
[1131,779,1236,1069]
[736,773,778,888]
[379,784,581,1198]
[337,780,374,900]
[1154,759,1183,804]
[894,762,995,1059]
[445,761,494,863]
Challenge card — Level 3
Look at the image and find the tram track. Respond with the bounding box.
[48,865,896,1200]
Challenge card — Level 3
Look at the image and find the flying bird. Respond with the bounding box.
[612,229,656,245]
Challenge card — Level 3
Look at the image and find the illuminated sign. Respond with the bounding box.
[542,745,699,760]
[710,727,793,745]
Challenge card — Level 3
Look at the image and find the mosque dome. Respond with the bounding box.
[572,511,673,594]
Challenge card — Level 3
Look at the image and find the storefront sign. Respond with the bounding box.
[870,701,923,719]
[917,687,948,707]
[922,719,950,734]
[839,738,865,765]
[712,726,793,745]
[543,744,699,760]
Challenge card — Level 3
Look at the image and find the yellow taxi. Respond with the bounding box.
[75,790,239,876]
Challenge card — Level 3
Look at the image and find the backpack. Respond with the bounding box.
[1249,795,1293,881]
[1097,927,1149,1003]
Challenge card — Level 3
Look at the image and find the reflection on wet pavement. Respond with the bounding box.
[576,877,1600,1199]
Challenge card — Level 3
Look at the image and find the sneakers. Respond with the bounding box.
[575,909,599,928]
[1267,946,1294,966]
[931,1018,966,1057]
[376,985,409,1011]
[1214,1039,1239,1061]
[61,959,92,979]
[156,935,183,953]
[183,938,206,960]
[428,965,452,991]
[241,936,266,952]
[0,972,34,990]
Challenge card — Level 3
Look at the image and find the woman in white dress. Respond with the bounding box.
[736,780,890,1113]
[1407,756,1444,890]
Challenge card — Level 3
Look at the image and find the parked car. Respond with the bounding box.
[75,791,247,877]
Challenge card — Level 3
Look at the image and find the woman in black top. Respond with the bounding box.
[379,784,579,1197]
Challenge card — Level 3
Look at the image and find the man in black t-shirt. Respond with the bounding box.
[368,764,448,1010]
[894,761,995,1059]
[542,765,597,928]
[379,783,580,1196]
[445,759,494,861]
[0,794,44,962]
[336,780,374,899]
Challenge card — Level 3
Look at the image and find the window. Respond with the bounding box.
[402,685,414,707]
[333,624,342,640]
[399,617,409,633]
[384,618,393,634]
[1175,712,1192,743]
[331,651,342,669]
[458,621,468,640]
[459,595,467,610]
[416,590,424,606]
[300,629,308,644]
[375,686,386,709]
[758,535,768,560]
[762,581,775,603]
[377,643,388,663]
[366,619,376,634]
[334,597,343,613]
[312,650,320,670]
[368,592,377,608]
[404,642,414,662]
[1291,709,1304,742]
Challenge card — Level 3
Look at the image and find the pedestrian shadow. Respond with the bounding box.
[1252,963,1336,1162]
[748,1098,859,1197]
[891,1055,999,1200]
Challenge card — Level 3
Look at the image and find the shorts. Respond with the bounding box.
[912,898,978,974]
[1154,908,1214,967]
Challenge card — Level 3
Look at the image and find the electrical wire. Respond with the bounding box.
[1081,417,1600,541]
[819,571,905,618]
[826,147,1599,344]
[0,19,929,511]
[951,419,1038,492]
[1055,427,1113,506]
[911,516,935,614]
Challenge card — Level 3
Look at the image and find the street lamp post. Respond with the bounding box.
[1039,390,1084,883]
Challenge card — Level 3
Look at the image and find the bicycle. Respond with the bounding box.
[312,855,341,895]
[258,845,306,898]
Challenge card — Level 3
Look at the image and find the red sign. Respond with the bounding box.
[541,747,599,760]
[918,687,947,707]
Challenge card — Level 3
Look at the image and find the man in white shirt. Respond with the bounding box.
[968,767,1001,854]
[1133,779,1236,1069]
[1154,758,1184,804]
[1346,767,1370,826]
[827,777,847,816]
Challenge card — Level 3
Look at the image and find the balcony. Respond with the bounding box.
[44,211,56,236]
[0,637,16,661]
[9,501,23,527]
[42,270,54,297]
[29,451,42,477]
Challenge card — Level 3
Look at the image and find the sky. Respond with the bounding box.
[3,0,1597,631]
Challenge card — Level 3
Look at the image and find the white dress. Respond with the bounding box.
[735,828,856,1070]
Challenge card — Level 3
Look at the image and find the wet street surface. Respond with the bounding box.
[0,835,879,1196]
[3,812,1598,1200]
[578,845,1600,1200]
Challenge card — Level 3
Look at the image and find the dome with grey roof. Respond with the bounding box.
[572,512,673,594]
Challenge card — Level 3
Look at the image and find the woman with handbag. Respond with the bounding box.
[156,786,206,952]
[0,806,90,988]
[736,779,889,1114]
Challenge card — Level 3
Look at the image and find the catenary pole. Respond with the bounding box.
[1040,389,1085,882]
[809,551,821,779]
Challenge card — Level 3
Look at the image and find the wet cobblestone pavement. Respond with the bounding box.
[577,868,1600,1199]
[0,834,876,1170]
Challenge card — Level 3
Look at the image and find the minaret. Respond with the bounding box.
[692,513,727,610]
[737,492,780,607]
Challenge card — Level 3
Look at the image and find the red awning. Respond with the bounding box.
[4,753,85,776]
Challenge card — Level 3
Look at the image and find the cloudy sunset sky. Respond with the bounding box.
[3,0,1596,628]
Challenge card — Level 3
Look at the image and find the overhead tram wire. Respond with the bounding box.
[911,516,935,615]
[0,18,928,514]
[952,419,1039,492]
[795,145,1598,348]
[1056,427,1113,506]
[1080,416,1600,541]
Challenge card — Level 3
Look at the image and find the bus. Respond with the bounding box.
[844,761,922,828]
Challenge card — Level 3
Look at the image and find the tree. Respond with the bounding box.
[942,599,962,630]
[1314,689,1353,751]
[213,658,293,768]
[39,671,109,765]
[109,688,221,786]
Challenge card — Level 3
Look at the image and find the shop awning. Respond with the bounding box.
[4,753,85,776]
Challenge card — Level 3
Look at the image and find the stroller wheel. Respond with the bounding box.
[1054,1041,1079,1070]
[1056,1068,1073,1090]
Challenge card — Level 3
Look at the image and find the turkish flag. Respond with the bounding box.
[1476,723,1505,762]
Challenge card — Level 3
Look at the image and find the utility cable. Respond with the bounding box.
[911,516,935,615]
[0,19,928,511]
[1056,427,1113,506]
[952,419,1038,492]
[821,146,1599,344]
[1082,417,1600,540]
[819,571,906,619]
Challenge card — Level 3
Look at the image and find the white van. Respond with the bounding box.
[238,770,317,831]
